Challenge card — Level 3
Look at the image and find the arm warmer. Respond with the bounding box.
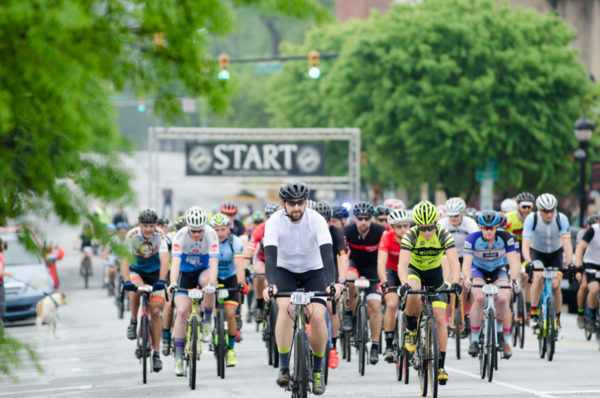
[320,243,335,285]
[265,245,278,284]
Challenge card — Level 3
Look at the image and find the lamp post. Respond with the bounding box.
[574,115,595,227]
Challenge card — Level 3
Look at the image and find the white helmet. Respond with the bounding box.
[387,209,410,225]
[500,198,518,213]
[384,198,406,210]
[536,193,558,211]
[445,197,466,217]
[185,206,207,230]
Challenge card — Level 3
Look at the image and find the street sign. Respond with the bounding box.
[253,62,284,74]
[475,158,498,181]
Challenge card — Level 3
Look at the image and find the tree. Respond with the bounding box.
[270,0,594,197]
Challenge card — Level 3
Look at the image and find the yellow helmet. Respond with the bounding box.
[413,201,439,226]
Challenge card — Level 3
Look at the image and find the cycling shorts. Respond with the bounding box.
[348,259,380,297]
[275,267,327,307]
[531,248,563,269]
[386,267,401,289]
[584,263,600,284]
[471,265,509,283]
[129,269,164,302]
[218,274,239,306]
[407,264,446,308]
[176,267,209,297]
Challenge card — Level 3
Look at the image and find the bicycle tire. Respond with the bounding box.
[357,304,367,376]
[190,317,198,390]
[140,315,149,384]
[596,322,600,350]
[293,330,309,398]
[517,290,526,349]
[546,296,556,362]
[488,312,496,382]
[479,318,487,380]
[217,309,226,378]
[395,313,403,382]
[584,316,592,341]
[324,343,330,385]
[428,318,439,398]
[83,256,91,289]
[117,282,125,319]
[454,300,461,360]
[272,302,279,368]
[418,321,428,397]
[538,302,547,359]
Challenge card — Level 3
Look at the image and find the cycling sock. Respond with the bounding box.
[526,302,531,315]
[439,351,446,369]
[470,327,481,343]
[406,315,417,330]
[204,308,213,322]
[590,308,597,319]
[247,290,254,310]
[331,337,337,349]
[503,328,511,341]
[228,334,236,350]
[557,312,561,324]
[162,329,171,339]
[130,318,137,324]
[496,319,503,334]
[531,306,539,317]
[278,347,290,369]
[153,350,159,357]
[256,298,265,312]
[385,332,394,349]
[174,338,185,360]
[579,307,585,315]
[345,309,353,318]
[312,351,324,372]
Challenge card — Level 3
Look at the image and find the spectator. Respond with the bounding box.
[112,206,129,226]
[43,241,64,291]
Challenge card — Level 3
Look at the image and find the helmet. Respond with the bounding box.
[185,206,207,230]
[157,218,170,227]
[209,212,231,227]
[252,212,265,223]
[116,222,129,231]
[264,203,281,218]
[445,197,466,217]
[588,213,600,226]
[138,208,158,224]
[306,200,317,210]
[499,212,508,228]
[384,198,406,210]
[387,209,410,225]
[353,201,374,216]
[515,192,535,206]
[174,216,186,230]
[332,206,349,219]
[220,201,238,215]
[535,193,557,211]
[478,210,501,227]
[374,205,391,217]
[500,198,518,213]
[412,201,439,225]
[465,207,478,220]
[315,202,332,219]
[106,223,117,231]
[278,180,309,201]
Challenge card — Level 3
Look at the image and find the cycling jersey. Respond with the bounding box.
[582,224,600,266]
[344,222,386,268]
[401,225,455,271]
[330,225,347,261]
[231,218,246,237]
[438,216,479,258]
[522,211,570,253]
[263,208,332,274]
[378,230,401,271]
[505,210,525,243]
[464,230,518,273]
[247,222,266,262]
[216,234,244,279]
[171,226,219,273]
[125,226,168,273]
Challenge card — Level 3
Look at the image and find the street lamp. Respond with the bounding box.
[574,115,595,227]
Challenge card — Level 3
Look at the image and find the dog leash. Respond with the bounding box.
[5,276,60,308]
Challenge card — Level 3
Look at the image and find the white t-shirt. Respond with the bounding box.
[438,216,479,258]
[263,208,332,274]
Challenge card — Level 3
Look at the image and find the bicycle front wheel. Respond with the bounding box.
[427,318,439,398]
[357,304,367,376]
[140,315,149,384]
[546,297,556,362]
[453,299,462,360]
[217,309,226,378]
[293,330,309,398]
[487,312,496,382]
[418,323,428,397]
[538,302,547,359]
[190,317,198,390]
[82,257,91,289]
[117,281,125,319]
[517,289,526,349]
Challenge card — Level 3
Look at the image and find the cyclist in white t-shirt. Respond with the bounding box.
[263,180,342,396]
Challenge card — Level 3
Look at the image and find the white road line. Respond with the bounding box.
[0,385,93,396]
[446,366,557,398]
[542,391,600,395]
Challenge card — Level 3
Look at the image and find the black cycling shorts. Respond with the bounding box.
[218,274,239,304]
[349,259,380,296]
[531,248,563,269]
[407,264,447,305]
[177,267,209,292]
[275,267,327,306]
[585,263,600,284]
[386,267,401,288]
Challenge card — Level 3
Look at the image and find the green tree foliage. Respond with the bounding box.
[270,0,594,197]
[0,325,43,381]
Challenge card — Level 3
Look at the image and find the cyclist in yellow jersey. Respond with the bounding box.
[398,201,462,384]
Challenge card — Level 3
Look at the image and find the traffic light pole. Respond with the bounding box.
[223,53,340,63]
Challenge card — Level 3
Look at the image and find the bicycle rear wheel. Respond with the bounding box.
[190,317,198,390]
[140,315,149,384]
[453,299,462,360]
[217,309,226,378]
[546,297,556,362]
[83,257,91,289]
[517,290,526,349]
[293,330,309,398]
[427,318,439,398]
[357,304,367,376]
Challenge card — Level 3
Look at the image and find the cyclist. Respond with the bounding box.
[384,198,406,210]
[220,202,246,238]
[500,198,518,214]
[505,191,535,321]
[263,180,340,395]
[156,218,176,356]
[121,209,170,372]
[373,205,391,228]
[315,201,349,369]
[331,206,349,229]
[76,224,94,278]
[521,193,572,335]
[344,201,386,365]
[398,200,461,384]
[210,213,247,367]
[377,208,411,362]
[169,206,219,377]
[462,210,521,359]
[574,215,600,328]
[574,214,600,333]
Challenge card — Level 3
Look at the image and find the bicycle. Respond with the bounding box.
[212,285,242,379]
[393,296,410,384]
[339,281,353,363]
[582,268,600,348]
[80,247,93,289]
[510,286,526,349]
[469,280,512,382]
[448,293,464,360]
[400,285,457,398]
[352,277,377,376]
[271,287,333,398]
[115,270,125,319]
[264,299,280,368]
[134,285,167,384]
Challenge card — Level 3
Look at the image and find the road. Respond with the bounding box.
[2,247,600,398]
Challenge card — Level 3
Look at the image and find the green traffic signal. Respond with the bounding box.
[309,66,320,79]
[137,104,146,112]
[218,70,230,80]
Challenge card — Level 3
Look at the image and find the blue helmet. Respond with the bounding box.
[477,210,501,227]
[332,206,349,219]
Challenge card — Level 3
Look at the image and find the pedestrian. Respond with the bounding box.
[0,238,14,329]
[43,241,64,291]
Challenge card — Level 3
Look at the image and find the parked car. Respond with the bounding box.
[1,226,54,322]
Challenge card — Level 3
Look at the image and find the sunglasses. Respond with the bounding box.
[356,216,371,221]
[418,225,436,232]
[481,226,496,231]
[377,218,387,222]
[285,199,306,207]
[519,205,532,209]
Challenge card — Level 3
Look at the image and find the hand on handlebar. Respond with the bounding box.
[451,282,462,295]
[264,284,277,301]
[123,281,137,292]
[399,283,411,297]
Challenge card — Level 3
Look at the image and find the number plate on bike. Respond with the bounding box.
[290,292,313,305]
[542,269,557,279]
[481,284,498,295]
[217,289,229,299]
[188,289,203,299]
[355,279,370,288]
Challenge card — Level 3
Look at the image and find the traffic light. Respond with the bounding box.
[137,98,146,112]
[218,53,230,80]
[308,51,320,79]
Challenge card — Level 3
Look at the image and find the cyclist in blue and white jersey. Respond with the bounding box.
[209,212,247,367]
[121,209,170,372]
[169,206,219,377]
[521,193,572,333]
[462,210,520,359]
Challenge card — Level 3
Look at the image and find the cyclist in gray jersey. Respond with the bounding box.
[575,218,600,332]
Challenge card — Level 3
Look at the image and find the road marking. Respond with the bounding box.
[542,391,600,395]
[446,366,557,398]
[0,385,92,396]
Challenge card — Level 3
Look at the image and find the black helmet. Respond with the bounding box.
[332,206,349,219]
[315,202,332,219]
[174,216,186,230]
[278,180,309,201]
[373,205,391,217]
[138,208,158,224]
[353,201,374,216]
[515,192,535,206]
[157,218,170,227]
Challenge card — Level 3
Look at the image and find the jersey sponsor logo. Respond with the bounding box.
[464,241,473,249]
[348,242,378,252]
[482,252,500,259]
[137,242,154,259]
[192,249,199,254]
[173,243,181,252]
[210,243,219,253]
[413,248,443,257]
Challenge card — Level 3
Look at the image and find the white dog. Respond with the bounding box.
[35,292,67,340]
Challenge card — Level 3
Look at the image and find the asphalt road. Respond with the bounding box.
[2,248,600,398]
